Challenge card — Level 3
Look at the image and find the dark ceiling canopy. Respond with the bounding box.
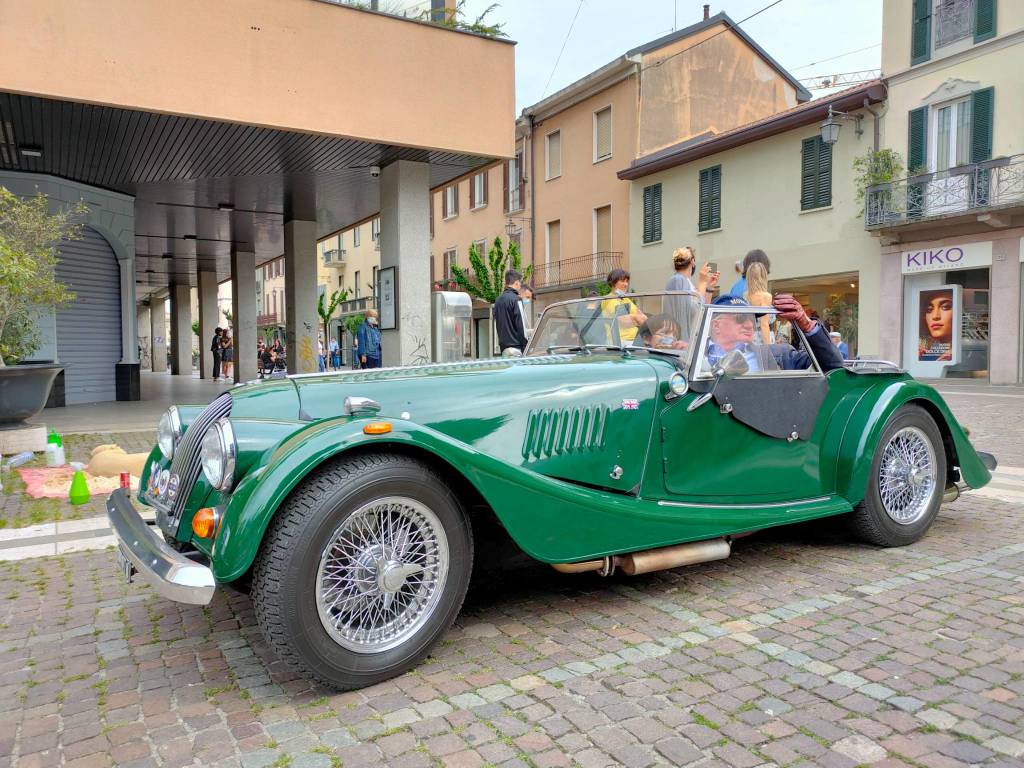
[0,92,490,292]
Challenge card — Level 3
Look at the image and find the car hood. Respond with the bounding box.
[245,354,665,492]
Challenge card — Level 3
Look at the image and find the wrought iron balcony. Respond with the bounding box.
[865,155,1024,229]
[533,252,623,291]
[256,313,279,326]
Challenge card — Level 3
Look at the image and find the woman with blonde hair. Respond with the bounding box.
[744,262,774,342]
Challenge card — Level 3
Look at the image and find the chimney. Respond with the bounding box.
[703,4,710,20]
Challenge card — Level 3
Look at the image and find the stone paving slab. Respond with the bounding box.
[0,489,1022,767]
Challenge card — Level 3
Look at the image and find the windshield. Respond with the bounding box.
[526,292,704,363]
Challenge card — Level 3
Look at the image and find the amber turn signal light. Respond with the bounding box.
[363,422,393,435]
[192,507,217,539]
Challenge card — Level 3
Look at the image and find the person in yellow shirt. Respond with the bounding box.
[601,268,646,344]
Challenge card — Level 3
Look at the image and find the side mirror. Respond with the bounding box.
[687,366,726,412]
[720,349,749,378]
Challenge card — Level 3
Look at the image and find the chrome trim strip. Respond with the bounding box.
[657,495,832,510]
[107,488,215,605]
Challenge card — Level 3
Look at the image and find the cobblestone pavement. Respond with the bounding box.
[0,394,1022,767]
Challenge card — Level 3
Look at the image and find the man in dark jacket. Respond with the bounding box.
[210,327,223,380]
[703,294,844,373]
[494,270,527,356]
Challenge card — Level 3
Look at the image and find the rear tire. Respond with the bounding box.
[850,405,946,547]
[252,453,472,690]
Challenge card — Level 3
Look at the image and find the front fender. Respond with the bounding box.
[836,379,991,504]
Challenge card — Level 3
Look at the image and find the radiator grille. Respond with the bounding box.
[522,405,608,460]
[150,392,232,533]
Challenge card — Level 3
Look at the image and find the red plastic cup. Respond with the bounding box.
[120,472,131,489]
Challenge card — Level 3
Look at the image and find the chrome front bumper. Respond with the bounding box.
[106,488,216,605]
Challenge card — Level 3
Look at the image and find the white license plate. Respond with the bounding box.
[115,548,136,584]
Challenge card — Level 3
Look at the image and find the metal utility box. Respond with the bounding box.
[432,291,473,362]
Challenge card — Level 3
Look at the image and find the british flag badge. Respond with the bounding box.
[621,398,639,410]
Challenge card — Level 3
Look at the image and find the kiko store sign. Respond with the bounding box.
[901,241,992,275]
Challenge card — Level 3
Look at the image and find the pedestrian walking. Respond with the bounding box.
[357,310,382,369]
[220,330,234,381]
[329,337,340,369]
[210,327,223,380]
[495,270,527,356]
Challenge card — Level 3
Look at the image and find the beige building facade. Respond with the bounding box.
[521,11,810,311]
[621,83,887,358]
[872,0,1023,382]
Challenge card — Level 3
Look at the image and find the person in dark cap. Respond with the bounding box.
[703,294,844,373]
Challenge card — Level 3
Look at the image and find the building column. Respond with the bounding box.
[117,255,139,365]
[150,293,167,372]
[170,283,193,375]
[990,236,1022,384]
[284,220,320,374]
[232,251,258,383]
[380,160,431,366]
[115,254,141,399]
[877,247,903,364]
[136,304,150,368]
[197,271,219,379]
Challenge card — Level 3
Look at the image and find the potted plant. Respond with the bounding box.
[0,188,82,424]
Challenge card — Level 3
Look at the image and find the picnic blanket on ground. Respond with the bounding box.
[16,467,138,499]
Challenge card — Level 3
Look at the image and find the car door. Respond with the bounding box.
[658,307,832,502]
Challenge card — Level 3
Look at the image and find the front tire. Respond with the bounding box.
[850,404,946,547]
[252,453,472,690]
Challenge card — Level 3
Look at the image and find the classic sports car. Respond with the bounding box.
[108,291,996,690]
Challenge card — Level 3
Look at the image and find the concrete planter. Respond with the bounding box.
[0,364,63,425]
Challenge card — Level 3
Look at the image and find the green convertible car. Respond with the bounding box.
[108,291,996,690]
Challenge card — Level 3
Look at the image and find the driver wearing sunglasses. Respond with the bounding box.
[704,294,845,374]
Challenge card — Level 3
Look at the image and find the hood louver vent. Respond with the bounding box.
[523,405,609,460]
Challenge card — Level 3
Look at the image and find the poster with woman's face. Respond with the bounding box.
[917,285,960,363]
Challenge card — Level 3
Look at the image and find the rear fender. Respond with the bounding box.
[836,380,991,504]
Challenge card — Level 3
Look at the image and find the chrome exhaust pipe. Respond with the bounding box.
[552,538,731,578]
[616,538,731,576]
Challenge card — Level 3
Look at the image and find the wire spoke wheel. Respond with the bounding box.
[878,426,937,525]
[316,496,449,653]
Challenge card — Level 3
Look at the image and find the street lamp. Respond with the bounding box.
[505,215,532,238]
[820,105,863,146]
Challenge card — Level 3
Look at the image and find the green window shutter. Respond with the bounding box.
[907,106,928,173]
[911,0,931,65]
[970,87,994,163]
[974,0,996,42]
[699,166,721,231]
[800,137,832,210]
[698,169,710,231]
[642,184,662,244]
[817,138,832,208]
[651,183,662,242]
[800,137,818,210]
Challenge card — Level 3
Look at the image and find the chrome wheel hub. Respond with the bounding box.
[878,426,937,525]
[316,496,449,653]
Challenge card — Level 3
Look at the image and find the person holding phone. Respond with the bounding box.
[665,247,719,299]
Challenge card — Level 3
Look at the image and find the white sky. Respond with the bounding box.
[453,0,884,114]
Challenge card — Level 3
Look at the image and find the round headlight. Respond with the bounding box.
[157,407,182,460]
[201,418,237,491]
[668,371,689,397]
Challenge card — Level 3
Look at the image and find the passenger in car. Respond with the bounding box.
[703,295,845,374]
[635,314,688,351]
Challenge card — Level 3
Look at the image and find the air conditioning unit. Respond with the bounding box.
[322,248,346,268]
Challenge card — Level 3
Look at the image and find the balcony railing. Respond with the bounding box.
[533,252,623,291]
[256,313,279,326]
[865,155,1024,228]
[339,296,376,315]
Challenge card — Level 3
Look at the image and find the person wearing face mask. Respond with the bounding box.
[636,314,688,351]
[357,309,382,369]
[519,284,534,339]
[601,268,647,344]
